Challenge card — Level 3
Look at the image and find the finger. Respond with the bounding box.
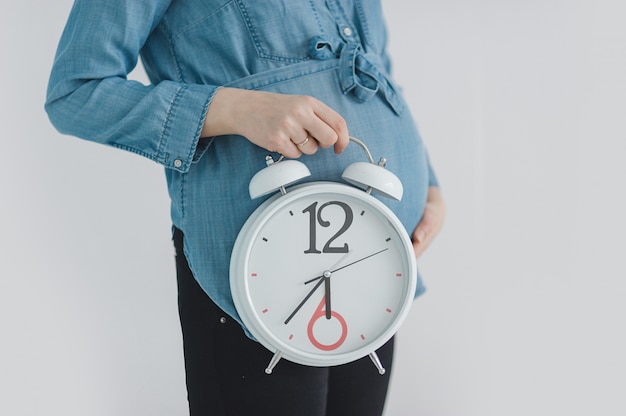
[412,241,424,259]
[303,122,338,150]
[311,102,349,153]
[333,126,350,154]
[276,135,303,159]
[411,191,446,259]
[292,134,320,156]
[412,224,432,259]
[280,145,303,159]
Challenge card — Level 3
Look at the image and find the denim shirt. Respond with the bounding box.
[46,0,438,332]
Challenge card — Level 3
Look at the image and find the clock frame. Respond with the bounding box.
[229,138,417,374]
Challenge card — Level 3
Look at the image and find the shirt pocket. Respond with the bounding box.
[236,0,324,62]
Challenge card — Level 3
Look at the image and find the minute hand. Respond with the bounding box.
[303,248,389,285]
[284,276,326,325]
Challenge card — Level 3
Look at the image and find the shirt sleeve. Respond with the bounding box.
[45,0,218,173]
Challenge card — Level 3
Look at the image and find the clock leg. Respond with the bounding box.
[264,350,284,375]
[368,352,386,375]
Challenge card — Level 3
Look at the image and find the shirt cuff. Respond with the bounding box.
[157,83,220,173]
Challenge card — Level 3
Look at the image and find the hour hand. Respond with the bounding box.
[324,277,331,319]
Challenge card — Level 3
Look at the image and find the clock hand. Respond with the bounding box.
[287,249,383,325]
[330,248,389,275]
[304,251,352,285]
[286,251,350,325]
[324,276,331,319]
[296,248,387,323]
[304,248,388,286]
[284,275,326,325]
[304,273,324,286]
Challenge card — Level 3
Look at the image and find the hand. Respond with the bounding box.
[412,186,446,259]
[201,88,350,158]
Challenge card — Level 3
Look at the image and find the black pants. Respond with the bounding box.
[173,228,394,416]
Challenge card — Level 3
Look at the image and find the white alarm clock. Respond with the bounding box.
[230,137,416,375]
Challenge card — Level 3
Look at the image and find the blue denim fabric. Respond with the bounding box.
[46,0,439,333]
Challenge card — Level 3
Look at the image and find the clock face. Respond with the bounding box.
[231,183,416,367]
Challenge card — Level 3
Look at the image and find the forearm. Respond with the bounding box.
[201,87,350,158]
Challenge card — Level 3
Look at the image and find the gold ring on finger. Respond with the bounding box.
[295,136,310,147]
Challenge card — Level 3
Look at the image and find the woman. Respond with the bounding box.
[46,0,445,414]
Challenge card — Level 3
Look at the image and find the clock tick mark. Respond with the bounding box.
[251,273,258,277]
[386,308,392,313]
[262,237,268,242]
[361,334,366,340]
[262,309,269,314]
[360,210,365,216]
[396,273,403,277]
[289,334,294,340]
[289,211,294,216]
[386,237,391,242]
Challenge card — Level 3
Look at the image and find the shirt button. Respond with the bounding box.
[343,27,353,37]
[173,159,183,168]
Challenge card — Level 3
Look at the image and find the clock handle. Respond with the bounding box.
[264,350,284,374]
[348,136,376,163]
[369,351,387,375]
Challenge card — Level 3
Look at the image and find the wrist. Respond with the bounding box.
[201,87,247,138]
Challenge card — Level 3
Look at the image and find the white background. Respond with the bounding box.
[1,1,625,415]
